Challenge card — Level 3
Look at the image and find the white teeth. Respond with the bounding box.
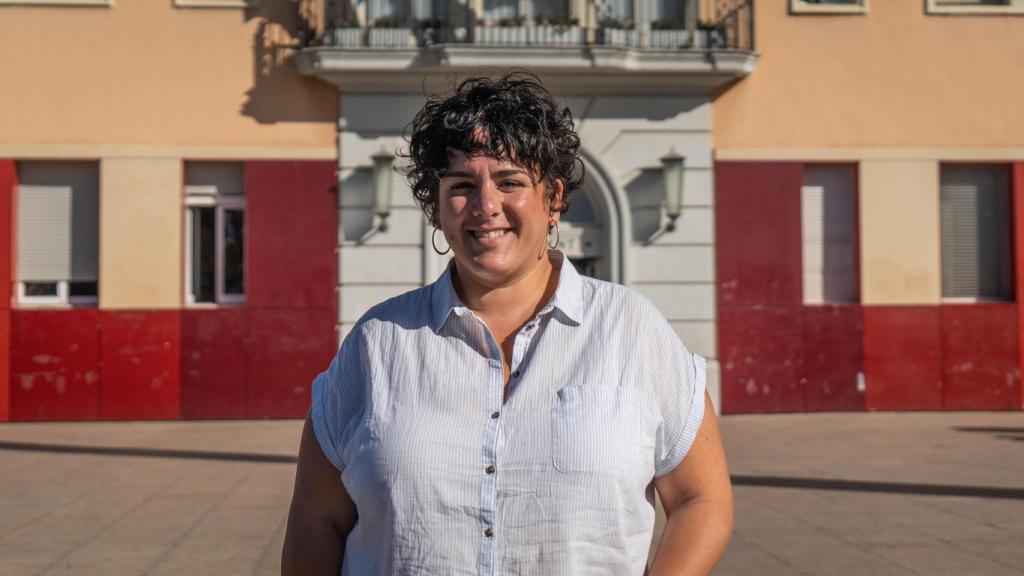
[475,230,507,239]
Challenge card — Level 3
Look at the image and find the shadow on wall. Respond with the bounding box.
[238,2,337,125]
[623,168,676,243]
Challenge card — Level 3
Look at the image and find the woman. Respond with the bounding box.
[282,73,733,575]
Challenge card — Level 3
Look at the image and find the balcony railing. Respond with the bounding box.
[296,0,754,51]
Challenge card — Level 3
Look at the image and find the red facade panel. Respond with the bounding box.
[1015,163,1024,409]
[180,309,246,419]
[0,159,14,309]
[10,310,100,420]
[719,304,805,413]
[0,310,8,421]
[246,161,337,308]
[863,307,942,410]
[941,304,1020,410]
[245,307,335,418]
[802,305,865,411]
[715,162,804,305]
[98,311,180,420]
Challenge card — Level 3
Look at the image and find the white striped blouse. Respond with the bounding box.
[312,251,706,575]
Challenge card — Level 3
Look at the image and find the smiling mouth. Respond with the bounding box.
[472,229,510,239]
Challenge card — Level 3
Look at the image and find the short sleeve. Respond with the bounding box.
[637,301,707,478]
[310,327,367,472]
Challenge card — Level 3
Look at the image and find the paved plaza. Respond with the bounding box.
[1,411,1021,575]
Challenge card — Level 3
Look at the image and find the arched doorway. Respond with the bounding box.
[556,152,628,284]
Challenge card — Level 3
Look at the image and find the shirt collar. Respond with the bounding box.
[430,250,586,332]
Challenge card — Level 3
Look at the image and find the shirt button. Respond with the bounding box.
[511,370,520,379]
[484,527,494,538]
[485,464,496,474]
[491,411,500,419]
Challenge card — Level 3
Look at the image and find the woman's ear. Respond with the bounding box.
[548,179,565,224]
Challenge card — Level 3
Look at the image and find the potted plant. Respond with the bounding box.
[530,16,582,45]
[368,16,415,47]
[476,15,527,45]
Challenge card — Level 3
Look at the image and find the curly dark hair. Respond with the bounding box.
[402,72,584,227]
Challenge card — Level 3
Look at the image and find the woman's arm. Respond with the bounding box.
[649,391,734,576]
[281,414,357,576]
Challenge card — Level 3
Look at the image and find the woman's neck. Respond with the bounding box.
[453,254,559,330]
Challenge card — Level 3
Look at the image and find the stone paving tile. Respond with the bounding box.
[866,543,1020,576]
[2,412,1022,576]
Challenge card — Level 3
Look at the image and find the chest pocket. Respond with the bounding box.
[551,385,656,475]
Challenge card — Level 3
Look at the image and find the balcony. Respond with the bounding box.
[294,0,757,94]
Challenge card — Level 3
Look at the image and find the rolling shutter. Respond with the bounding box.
[17,161,99,282]
[801,165,857,304]
[185,162,244,196]
[940,165,1011,299]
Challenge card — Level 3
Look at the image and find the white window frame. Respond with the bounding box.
[927,0,1024,15]
[16,280,98,308]
[790,0,868,15]
[185,194,245,307]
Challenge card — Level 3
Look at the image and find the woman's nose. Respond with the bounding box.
[473,180,501,217]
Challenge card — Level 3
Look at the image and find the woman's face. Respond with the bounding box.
[438,151,562,288]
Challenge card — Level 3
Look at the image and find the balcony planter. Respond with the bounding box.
[475,25,529,45]
[648,29,692,49]
[367,27,416,47]
[528,25,583,46]
[598,27,638,47]
[330,27,363,47]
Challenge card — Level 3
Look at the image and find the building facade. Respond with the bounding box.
[713,0,1024,412]
[1,0,1021,420]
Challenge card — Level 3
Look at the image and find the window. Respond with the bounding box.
[801,165,858,304]
[790,0,868,14]
[928,0,1024,15]
[16,162,99,307]
[185,162,245,305]
[940,165,1012,301]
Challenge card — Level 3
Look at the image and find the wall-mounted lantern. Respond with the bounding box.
[660,148,685,232]
[372,146,395,232]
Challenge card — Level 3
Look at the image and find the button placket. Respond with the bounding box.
[477,320,503,576]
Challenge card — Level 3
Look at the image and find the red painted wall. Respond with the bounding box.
[715,162,804,305]
[246,161,337,308]
[245,308,335,418]
[10,310,101,420]
[98,311,180,420]
[0,160,13,420]
[180,309,246,419]
[942,304,1020,410]
[720,304,805,413]
[1016,162,1024,409]
[803,305,864,411]
[863,307,943,410]
[241,161,338,418]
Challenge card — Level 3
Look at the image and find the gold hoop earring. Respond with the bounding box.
[431,227,451,255]
[547,222,560,250]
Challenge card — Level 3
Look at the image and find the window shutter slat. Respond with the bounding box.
[802,165,857,304]
[940,165,1011,299]
[17,162,99,282]
[185,162,244,196]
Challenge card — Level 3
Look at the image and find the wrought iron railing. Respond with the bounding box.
[296,0,754,51]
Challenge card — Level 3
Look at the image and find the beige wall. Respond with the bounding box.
[0,1,335,153]
[859,160,941,305]
[99,158,182,309]
[713,0,1024,149]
